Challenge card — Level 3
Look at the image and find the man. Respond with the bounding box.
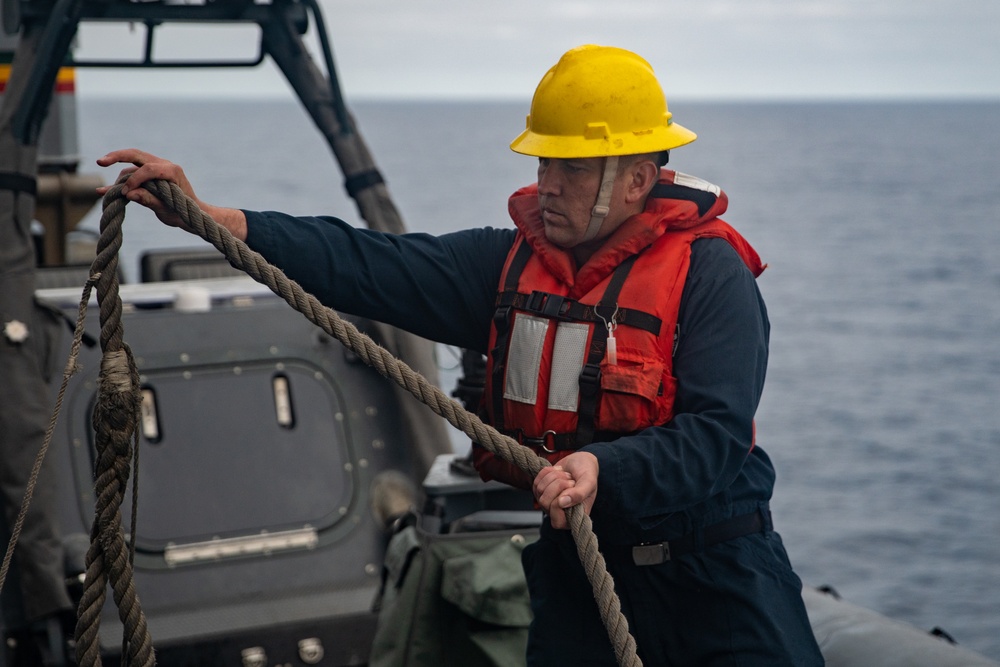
[99,45,823,666]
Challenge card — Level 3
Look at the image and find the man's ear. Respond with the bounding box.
[625,159,660,204]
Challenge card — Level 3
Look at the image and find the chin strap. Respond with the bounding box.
[581,155,619,243]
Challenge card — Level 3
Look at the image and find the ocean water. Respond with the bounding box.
[75,98,1000,659]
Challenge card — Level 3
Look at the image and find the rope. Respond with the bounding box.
[84,178,642,666]
[72,186,157,667]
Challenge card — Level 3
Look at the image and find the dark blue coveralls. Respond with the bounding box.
[242,208,824,666]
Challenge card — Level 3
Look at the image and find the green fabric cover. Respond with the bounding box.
[370,525,538,667]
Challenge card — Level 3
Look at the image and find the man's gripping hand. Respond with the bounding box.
[532,452,599,530]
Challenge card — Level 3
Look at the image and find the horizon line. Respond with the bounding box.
[75,91,1000,104]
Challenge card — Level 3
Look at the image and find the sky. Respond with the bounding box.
[69,0,1000,101]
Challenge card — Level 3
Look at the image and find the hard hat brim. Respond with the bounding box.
[509,121,697,158]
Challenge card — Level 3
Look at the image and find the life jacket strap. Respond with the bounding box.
[494,289,662,337]
[576,254,639,445]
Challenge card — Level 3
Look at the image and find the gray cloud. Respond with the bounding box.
[74,0,1000,99]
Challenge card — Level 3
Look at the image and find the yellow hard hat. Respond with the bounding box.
[510,45,696,159]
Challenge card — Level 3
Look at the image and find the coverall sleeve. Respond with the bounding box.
[242,210,514,353]
[581,238,770,521]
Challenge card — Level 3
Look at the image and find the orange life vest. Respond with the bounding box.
[473,171,765,488]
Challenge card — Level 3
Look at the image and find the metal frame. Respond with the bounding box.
[8,0,350,143]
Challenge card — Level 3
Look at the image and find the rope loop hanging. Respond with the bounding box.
[74,187,156,667]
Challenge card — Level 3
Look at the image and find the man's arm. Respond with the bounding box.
[245,211,514,351]
[580,238,770,524]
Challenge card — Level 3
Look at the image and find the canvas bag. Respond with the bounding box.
[370,523,538,667]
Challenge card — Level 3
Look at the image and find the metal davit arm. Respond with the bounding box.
[256,0,452,475]
[260,0,407,235]
[9,0,82,145]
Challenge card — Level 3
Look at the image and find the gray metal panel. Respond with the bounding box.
[42,280,423,651]
[103,359,354,547]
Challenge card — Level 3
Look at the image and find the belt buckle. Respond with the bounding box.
[632,542,670,566]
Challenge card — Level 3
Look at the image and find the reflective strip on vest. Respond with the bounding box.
[548,322,589,412]
[503,314,591,413]
[673,171,721,196]
[504,314,548,404]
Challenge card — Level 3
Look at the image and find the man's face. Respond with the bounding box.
[536,157,607,249]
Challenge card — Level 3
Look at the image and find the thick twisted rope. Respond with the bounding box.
[72,188,157,667]
[101,178,641,667]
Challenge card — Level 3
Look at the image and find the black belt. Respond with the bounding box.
[614,508,771,566]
